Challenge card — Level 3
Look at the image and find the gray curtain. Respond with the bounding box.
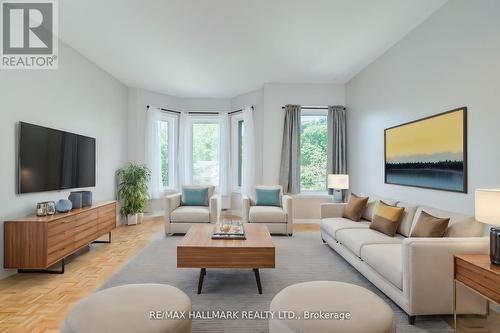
[327,106,347,194]
[279,105,301,194]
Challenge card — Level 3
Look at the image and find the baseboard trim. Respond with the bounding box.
[294,219,320,224]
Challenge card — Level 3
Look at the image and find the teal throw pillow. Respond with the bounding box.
[182,187,209,206]
[255,188,281,206]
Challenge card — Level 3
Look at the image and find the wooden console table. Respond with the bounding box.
[4,201,117,274]
[454,254,500,332]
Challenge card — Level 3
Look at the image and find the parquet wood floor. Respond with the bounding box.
[0,218,163,333]
[0,218,494,332]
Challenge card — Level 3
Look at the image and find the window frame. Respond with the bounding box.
[188,115,220,186]
[299,108,328,194]
[230,113,244,192]
[157,112,177,192]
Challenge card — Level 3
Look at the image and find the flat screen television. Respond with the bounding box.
[18,122,96,194]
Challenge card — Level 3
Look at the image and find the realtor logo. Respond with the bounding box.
[1,0,58,69]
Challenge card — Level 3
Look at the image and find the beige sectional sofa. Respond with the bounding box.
[320,194,489,323]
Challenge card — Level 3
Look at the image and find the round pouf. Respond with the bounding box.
[61,284,192,333]
[269,281,395,333]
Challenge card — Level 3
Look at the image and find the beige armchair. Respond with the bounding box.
[242,185,293,236]
[164,185,219,236]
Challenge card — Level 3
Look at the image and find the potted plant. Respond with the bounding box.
[117,163,151,225]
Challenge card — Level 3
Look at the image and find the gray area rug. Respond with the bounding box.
[100,232,452,332]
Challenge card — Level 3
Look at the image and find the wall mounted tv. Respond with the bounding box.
[18,122,96,194]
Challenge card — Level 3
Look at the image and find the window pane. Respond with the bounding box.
[192,123,219,185]
[238,120,244,187]
[159,120,169,189]
[300,115,327,191]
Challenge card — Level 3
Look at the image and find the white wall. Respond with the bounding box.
[0,42,128,279]
[346,0,500,215]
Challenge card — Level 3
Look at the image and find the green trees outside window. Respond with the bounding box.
[159,120,169,189]
[192,122,220,185]
[300,115,327,191]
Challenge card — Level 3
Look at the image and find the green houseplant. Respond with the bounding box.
[117,163,151,225]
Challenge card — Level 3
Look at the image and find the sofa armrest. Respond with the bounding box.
[164,193,181,235]
[241,195,251,223]
[209,194,219,223]
[282,195,293,234]
[320,203,346,219]
[402,237,489,315]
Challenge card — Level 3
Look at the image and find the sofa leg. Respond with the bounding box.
[408,315,416,325]
[322,238,326,243]
[288,233,293,237]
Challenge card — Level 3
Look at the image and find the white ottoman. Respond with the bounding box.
[269,281,395,333]
[62,284,192,333]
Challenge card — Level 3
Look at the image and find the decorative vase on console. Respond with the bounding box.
[56,199,73,213]
[68,192,83,209]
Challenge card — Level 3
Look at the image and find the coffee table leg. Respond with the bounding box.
[197,268,206,294]
[253,268,262,294]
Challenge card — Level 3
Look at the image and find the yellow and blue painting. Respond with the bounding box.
[385,108,467,193]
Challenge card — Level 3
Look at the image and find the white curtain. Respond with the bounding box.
[241,106,255,196]
[219,111,230,196]
[176,111,188,190]
[145,107,163,199]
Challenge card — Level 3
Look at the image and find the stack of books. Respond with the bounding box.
[212,221,246,240]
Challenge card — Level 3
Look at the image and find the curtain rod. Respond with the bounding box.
[228,106,254,115]
[146,105,254,115]
[281,106,346,110]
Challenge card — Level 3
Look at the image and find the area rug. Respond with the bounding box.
[99,232,452,332]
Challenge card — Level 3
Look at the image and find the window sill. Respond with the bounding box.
[293,192,331,199]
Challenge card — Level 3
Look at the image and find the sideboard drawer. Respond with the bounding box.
[48,216,75,237]
[48,229,75,255]
[74,210,99,227]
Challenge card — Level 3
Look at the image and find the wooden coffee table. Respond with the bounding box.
[177,224,275,294]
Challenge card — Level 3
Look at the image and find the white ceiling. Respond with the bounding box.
[60,0,447,98]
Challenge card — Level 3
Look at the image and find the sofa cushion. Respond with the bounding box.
[320,218,370,240]
[411,206,483,237]
[361,244,403,290]
[170,206,210,223]
[362,194,398,221]
[343,194,369,221]
[370,201,405,237]
[336,228,404,257]
[396,202,418,237]
[249,206,286,223]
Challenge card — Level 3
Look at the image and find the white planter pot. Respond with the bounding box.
[137,212,144,224]
[127,214,138,225]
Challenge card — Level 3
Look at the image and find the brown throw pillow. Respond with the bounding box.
[370,201,405,237]
[343,194,369,221]
[410,211,450,237]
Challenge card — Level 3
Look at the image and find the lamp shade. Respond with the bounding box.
[328,174,349,190]
[475,189,500,225]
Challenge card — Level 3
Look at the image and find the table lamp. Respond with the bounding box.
[328,174,349,203]
[475,189,500,265]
